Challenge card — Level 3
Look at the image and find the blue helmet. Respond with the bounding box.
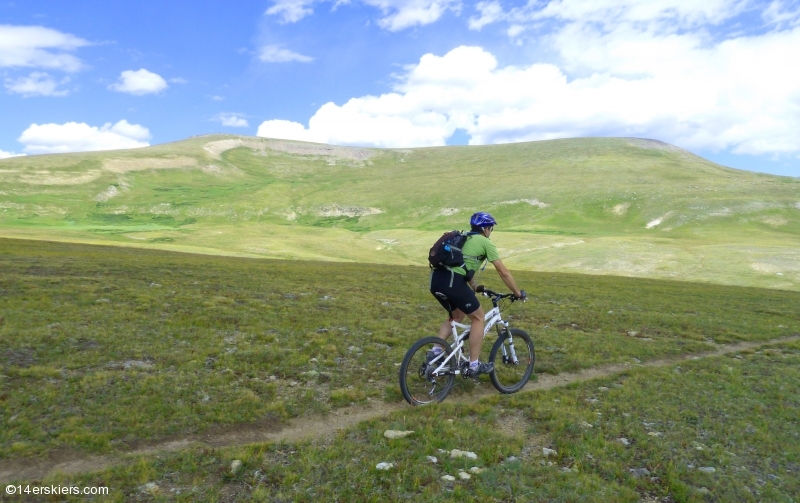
[470,212,496,228]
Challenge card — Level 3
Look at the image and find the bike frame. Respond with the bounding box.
[428,298,519,376]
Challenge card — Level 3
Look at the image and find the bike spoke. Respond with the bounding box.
[399,337,456,405]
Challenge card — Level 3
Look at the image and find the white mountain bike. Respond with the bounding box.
[399,286,535,405]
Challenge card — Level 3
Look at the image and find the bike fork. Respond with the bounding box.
[498,325,520,365]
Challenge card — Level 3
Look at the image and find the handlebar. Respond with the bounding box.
[476,285,526,301]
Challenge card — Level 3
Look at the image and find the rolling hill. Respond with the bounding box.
[1,134,799,290]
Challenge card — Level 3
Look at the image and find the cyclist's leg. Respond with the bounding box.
[465,306,485,362]
[438,308,464,340]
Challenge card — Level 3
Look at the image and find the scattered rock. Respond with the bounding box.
[560,467,573,473]
[647,432,663,437]
[698,487,711,495]
[318,372,331,383]
[627,331,638,337]
[543,448,558,457]
[96,298,110,303]
[457,471,471,480]
[309,358,318,363]
[698,467,716,474]
[469,466,484,474]
[376,462,395,471]
[504,456,519,463]
[316,328,329,333]
[149,283,161,288]
[140,482,159,494]
[441,475,455,482]
[617,438,631,446]
[107,359,154,370]
[630,467,651,478]
[427,456,438,464]
[230,460,242,475]
[303,370,319,379]
[347,346,362,353]
[450,449,478,460]
[383,430,414,439]
[598,386,609,392]
[580,421,593,429]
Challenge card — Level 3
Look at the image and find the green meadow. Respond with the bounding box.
[1,135,799,290]
[31,340,800,502]
[1,239,798,466]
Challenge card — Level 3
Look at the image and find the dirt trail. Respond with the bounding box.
[2,335,797,484]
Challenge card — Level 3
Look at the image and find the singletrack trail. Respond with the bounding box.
[2,335,797,484]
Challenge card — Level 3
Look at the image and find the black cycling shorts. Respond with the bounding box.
[429,268,480,315]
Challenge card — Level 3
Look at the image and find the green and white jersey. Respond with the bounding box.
[451,234,500,277]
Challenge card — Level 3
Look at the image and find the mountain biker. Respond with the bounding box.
[429,211,526,377]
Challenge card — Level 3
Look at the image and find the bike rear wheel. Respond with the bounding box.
[489,328,535,394]
[399,337,457,405]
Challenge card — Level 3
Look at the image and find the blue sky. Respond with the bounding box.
[1,0,799,177]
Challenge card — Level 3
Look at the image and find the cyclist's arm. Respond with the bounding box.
[491,259,522,297]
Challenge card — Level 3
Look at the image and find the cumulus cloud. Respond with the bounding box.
[259,45,313,63]
[265,0,461,30]
[0,149,26,159]
[0,24,89,71]
[257,1,800,157]
[256,38,800,156]
[109,69,168,95]
[4,71,70,96]
[215,113,249,128]
[17,120,151,154]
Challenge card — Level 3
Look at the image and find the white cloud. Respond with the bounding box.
[215,113,249,128]
[265,0,461,30]
[109,69,168,95]
[259,45,313,63]
[4,71,70,96]
[266,0,316,23]
[0,25,89,71]
[18,120,151,154]
[365,0,463,31]
[0,149,26,159]
[469,1,505,30]
[256,37,800,156]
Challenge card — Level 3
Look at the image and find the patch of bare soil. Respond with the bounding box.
[203,138,375,162]
[101,156,198,173]
[1,335,796,484]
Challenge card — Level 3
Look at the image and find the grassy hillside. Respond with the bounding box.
[1,135,799,289]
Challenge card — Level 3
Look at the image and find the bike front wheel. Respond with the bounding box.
[399,336,457,405]
[489,328,535,394]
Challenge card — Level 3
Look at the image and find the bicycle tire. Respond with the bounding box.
[399,336,457,405]
[489,328,535,394]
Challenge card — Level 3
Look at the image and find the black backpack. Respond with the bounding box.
[428,230,477,280]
